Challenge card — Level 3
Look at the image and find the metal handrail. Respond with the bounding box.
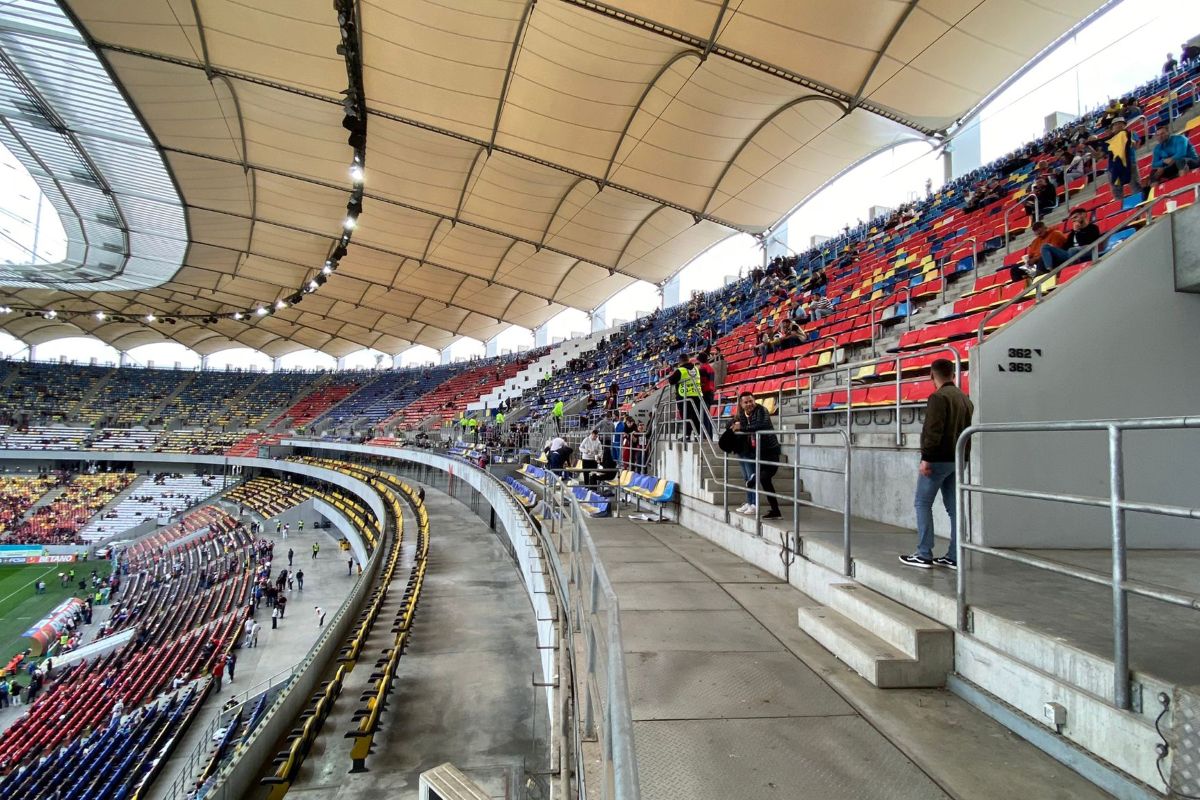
[940,236,977,301]
[715,427,853,573]
[778,344,961,447]
[978,183,1200,346]
[868,287,913,358]
[529,464,641,800]
[954,416,1200,711]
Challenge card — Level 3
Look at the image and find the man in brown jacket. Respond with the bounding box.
[901,359,974,569]
[1010,220,1067,283]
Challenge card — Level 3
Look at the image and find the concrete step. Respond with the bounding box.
[827,582,953,665]
[796,605,946,688]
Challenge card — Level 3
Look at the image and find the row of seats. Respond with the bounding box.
[260,463,427,794]
[224,478,313,518]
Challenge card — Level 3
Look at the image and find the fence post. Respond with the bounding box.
[1108,425,1131,710]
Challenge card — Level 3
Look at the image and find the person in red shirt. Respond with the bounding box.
[695,351,717,438]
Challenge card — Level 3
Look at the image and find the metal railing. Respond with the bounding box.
[779,345,962,447]
[979,183,1200,346]
[522,462,641,800]
[954,417,1200,711]
[868,287,913,357]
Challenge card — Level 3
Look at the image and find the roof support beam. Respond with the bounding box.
[97,44,748,233]
[702,94,846,215]
[602,51,700,183]
[552,0,938,136]
[850,0,918,110]
[489,0,536,151]
[701,0,731,61]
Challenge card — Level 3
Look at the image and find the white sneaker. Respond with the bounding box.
[740,505,758,516]
[734,503,751,514]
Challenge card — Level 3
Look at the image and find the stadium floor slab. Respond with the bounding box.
[590,516,1113,800]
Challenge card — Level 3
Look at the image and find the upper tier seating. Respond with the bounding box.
[77,368,189,427]
[314,364,462,428]
[0,425,92,450]
[384,357,531,430]
[0,362,108,424]
[156,429,242,454]
[269,378,363,429]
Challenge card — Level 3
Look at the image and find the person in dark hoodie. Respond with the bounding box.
[729,392,782,519]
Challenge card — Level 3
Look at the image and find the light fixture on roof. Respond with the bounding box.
[232,311,244,320]
[44,309,57,320]
[322,262,334,275]
[349,163,364,185]
[275,299,287,311]
[308,280,319,292]
[95,310,106,321]
[0,306,11,314]
[256,306,269,316]
[145,313,156,323]
[343,216,357,231]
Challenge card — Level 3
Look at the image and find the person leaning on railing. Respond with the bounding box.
[725,392,782,520]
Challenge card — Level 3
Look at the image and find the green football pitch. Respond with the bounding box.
[0,559,109,667]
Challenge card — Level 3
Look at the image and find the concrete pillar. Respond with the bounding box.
[272,356,283,372]
[392,353,403,369]
[117,349,128,366]
[336,356,348,370]
[200,354,210,370]
[27,344,37,362]
[485,335,499,358]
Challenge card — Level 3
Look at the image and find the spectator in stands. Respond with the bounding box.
[808,295,834,322]
[1099,118,1140,200]
[667,354,703,441]
[552,399,565,433]
[1021,175,1057,218]
[901,359,974,570]
[695,352,717,438]
[1184,36,1200,66]
[1149,126,1200,186]
[1040,210,1101,271]
[545,436,571,479]
[579,430,603,488]
[1164,52,1179,74]
[1011,221,1067,282]
[729,392,782,520]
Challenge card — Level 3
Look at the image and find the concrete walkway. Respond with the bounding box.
[283,483,547,800]
[589,516,1111,800]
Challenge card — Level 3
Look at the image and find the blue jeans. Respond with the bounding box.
[1041,244,1082,271]
[739,458,756,504]
[914,462,956,559]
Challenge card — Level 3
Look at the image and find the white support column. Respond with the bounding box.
[117,349,128,366]
[272,356,283,372]
[336,356,348,370]
[200,354,210,370]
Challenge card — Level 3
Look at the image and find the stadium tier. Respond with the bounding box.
[0,6,1198,798]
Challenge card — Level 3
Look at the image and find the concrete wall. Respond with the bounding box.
[974,206,1200,548]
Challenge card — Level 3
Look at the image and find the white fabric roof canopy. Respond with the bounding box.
[3,0,1105,357]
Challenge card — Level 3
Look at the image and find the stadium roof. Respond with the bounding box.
[0,0,1107,357]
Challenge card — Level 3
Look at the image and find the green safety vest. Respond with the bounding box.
[465,418,477,428]
[552,401,564,418]
[676,366,701,398]
[495,413,505,425]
